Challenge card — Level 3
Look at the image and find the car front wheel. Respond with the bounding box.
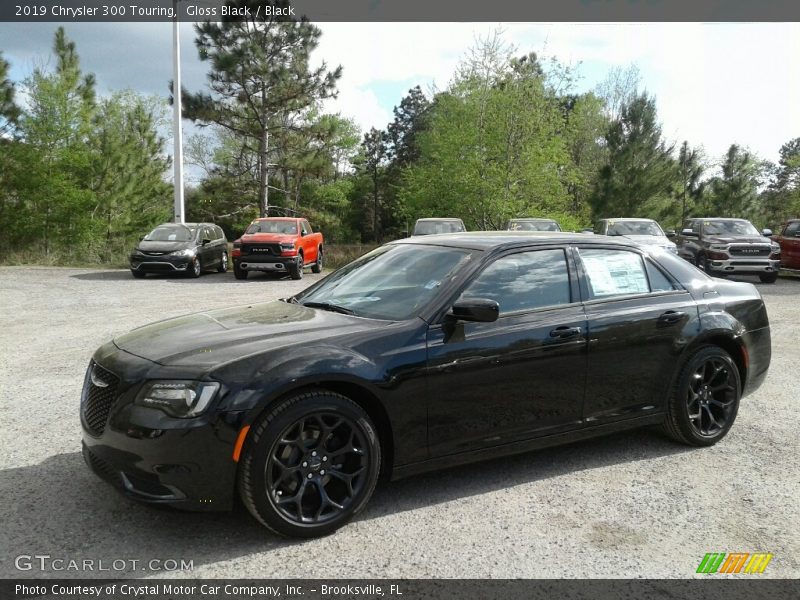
[238,390,381,538]
[189,257,202,278]
[759,272,778,284]
[218,252,228,273]
[662,346,741,447]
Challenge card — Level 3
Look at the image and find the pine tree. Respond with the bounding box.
[182,1,341,217]
[0,52,21,138]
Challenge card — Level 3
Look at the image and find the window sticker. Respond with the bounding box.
[582,251,649,297]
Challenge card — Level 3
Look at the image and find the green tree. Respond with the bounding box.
[758,137,800,227]
[0,51,21,138]
[705,144,763,219]
[183,1,341,217]
[591,92,676,220]
[676,140,706,225]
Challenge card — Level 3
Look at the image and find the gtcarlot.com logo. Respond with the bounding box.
[15,555,194,572]
[697,552,773,574]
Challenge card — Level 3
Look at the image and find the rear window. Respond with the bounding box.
[413,220,465,235]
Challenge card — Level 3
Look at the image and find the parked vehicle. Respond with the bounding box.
[411,218,466,236]
[676,218,780,283]
[232,217,323,281]
[771,219,800,272]
[129,223,228,278]
[594,218,677,254]
[83,232,770,537]
[506,218,561,232]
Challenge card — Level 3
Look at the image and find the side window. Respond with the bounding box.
[459,249,571,315]
[594,221,605,234]
[579,248,650,299]
[645,259,677,292]
[783,222,800,237]
[691,220,702,234]
[302,220,312,234]
[216,226,225,241]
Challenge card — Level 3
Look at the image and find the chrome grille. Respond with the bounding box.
[728,245,770,257]
[80,362,119,436]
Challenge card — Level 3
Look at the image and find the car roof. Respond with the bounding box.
[415,217,463,222]
[394,231,641,251]
[509,217,557,222]
[688,217,749,221]
[253,217,299,221]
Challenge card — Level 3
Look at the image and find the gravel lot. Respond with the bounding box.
[1,266,798,579]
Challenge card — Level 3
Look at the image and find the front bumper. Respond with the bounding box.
[130,254,194,273]
[707,258,780,274]
[234,255,299,272]
[80,352,242,512]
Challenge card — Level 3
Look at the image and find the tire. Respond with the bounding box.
[289,254,304,280]
[311,247,323,274]
[189,257,202,278]
[130,270,145,279]
[661,346,741,447]
[218,251,229,273]
[759,272,778,284]
[233,264,248,280]
[238,390,381,538]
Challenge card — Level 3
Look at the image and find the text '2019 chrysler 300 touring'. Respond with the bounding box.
[81,232,771,537]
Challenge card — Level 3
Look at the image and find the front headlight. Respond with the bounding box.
[667,244,678,254]
[135,381,220,418]
[170,248,196,257]
[280,243,296,252]
[771,242,780,253]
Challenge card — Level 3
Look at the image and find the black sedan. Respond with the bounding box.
[81,233,771,537]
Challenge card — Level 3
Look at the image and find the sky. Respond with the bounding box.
[1,21,799,177]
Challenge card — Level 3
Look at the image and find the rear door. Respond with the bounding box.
[425,246,588,456]
[575,246,698,425]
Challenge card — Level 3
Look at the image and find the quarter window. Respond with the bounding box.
[579,249,650,299]
[783,222,800,237]
[459,249,571,314]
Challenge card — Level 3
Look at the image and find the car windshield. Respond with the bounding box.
[509,220,560,232]
[246,220,299,235]
[703,220,760,236]
[413,220,465,235]
[143,225,196,242]
[607,221,664,236]
[295,244,474,320]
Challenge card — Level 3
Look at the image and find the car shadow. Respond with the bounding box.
[0,428,691,578]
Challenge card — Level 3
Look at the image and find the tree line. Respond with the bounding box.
[1,18,799,266]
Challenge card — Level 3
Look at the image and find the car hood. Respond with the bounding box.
[240,233,297,244]
[623,235,675,246]
[704,236,770,245]
[114,301,373,369]
[136,240,196,253]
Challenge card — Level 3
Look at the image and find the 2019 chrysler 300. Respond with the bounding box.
[81,233,771,537]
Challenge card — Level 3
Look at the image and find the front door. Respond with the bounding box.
[425,247,588,457]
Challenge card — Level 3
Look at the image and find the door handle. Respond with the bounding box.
[658,310,686,325]
[549,326,582,339]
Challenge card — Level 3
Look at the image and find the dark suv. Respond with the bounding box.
[130,223,228,278]
[676,218,780,283]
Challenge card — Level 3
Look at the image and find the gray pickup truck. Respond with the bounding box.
[676,217,781,283]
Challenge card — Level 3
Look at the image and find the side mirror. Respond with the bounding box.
[665,229,676,239]
[449,298,500,323]
[202,238,211,246]
[761,229,772,237]
[681,228,697,237]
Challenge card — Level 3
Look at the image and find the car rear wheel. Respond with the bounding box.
[661,346,741,446]
[759,272,778,284]
[238,390,381,538]
[218,252,229,273]
[130,270,145,279]
[311,247,323,274]
[233,264,248,280]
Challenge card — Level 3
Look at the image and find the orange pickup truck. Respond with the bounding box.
[772,219,800,272]
[232,217,323,280]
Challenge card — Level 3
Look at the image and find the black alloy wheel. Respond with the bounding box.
[190,257,202,278]
[290,254,304,280]
[311,248,323,274]
[662,346,741,446]
[238,390,381,537]
[218,251,229,273]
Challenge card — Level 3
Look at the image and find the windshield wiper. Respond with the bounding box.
[301,301,356,315]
